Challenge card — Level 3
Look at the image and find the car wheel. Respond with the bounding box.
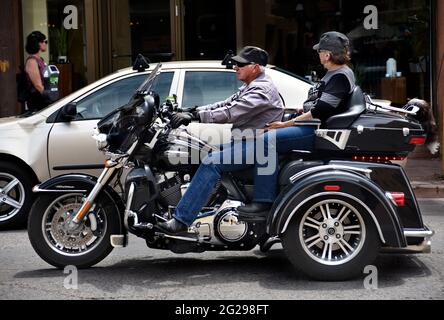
[282,194,381,281]
[0,162,35,229]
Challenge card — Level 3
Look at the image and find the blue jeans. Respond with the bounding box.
[173,126,316,226]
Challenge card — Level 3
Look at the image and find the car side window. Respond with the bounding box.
[75,72,174,120]
[182,71,242,109]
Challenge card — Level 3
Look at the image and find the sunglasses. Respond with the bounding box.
[41,40,48,44]
[234,62,255,68]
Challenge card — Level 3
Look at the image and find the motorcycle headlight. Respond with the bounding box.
[92,128,109,150]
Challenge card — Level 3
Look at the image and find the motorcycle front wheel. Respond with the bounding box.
[28,192,121,269]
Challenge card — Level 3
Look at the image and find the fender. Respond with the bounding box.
[268,169,406,247]
[33,174,126,234]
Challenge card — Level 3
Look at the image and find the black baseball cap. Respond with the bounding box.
[313,31,350,54]
[231,46,269,66]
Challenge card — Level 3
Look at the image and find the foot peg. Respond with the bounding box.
[110,235,128,248]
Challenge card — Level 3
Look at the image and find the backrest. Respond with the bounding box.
[325,86,366,129]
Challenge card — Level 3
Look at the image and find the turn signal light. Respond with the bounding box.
[387,192,405,207]
[105,160,117,168]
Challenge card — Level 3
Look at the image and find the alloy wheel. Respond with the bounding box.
[0,173,25,222]
[299,199,366,266]
[41,194,108,257]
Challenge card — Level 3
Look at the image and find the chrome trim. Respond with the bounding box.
[110,235,127,248]
[145,127,162,149]
[281,191,386,244]
[381,227,434,254]
[161,234,199,242]
[350,126,423,132]
[289,165,372,184]
[173,129,219,151]
[163,150,191,158]
[404,229,435,238]
[123,183,136,230]
[154,214,168,222]
[33,185,88,193]
[366,98,418,115]
[381,239,431,254]
[72,167,116,224]
[315,130,351,150]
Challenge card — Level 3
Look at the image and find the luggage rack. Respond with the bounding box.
[365,95,418,116]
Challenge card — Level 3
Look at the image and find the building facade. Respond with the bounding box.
[1,0,443,139]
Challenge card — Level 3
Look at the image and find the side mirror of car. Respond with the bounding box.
[59,102,77,122]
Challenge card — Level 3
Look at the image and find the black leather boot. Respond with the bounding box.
[157,218,188,234]
[237,202,272,220]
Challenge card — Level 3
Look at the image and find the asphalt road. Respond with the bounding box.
[0,199,443,300]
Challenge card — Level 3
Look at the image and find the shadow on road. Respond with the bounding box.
[13,249,432,293]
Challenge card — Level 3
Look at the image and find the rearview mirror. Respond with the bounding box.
[59,102,77,122]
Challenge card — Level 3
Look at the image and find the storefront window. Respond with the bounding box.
[129,0,172,62]
[47,0,87,93]
[241,0,432,104]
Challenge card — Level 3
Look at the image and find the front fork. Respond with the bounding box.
[67,167,117,230]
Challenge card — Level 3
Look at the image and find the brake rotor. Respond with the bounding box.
[50,203,95,249]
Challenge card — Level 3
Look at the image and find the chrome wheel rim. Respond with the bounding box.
[299,199,366,266]
[0,173,25,222]
[42,194,107,257]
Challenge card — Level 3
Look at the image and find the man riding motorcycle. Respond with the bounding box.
[158,46,285,233]
[160,31,356,234]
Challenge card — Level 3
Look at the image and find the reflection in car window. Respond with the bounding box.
[182,71,242,109]
[75,72,173,120]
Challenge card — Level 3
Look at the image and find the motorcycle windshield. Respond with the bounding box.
[97,63,162,133]
[135,62,162,96]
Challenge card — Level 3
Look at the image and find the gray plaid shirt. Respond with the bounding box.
[197,73,284,131]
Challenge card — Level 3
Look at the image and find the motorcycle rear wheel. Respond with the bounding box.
[282,194,381,281]
[28,192,121,269]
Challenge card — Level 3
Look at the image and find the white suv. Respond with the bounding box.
[0,61,311,228]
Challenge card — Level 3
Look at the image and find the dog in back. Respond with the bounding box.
[404,98,440,155]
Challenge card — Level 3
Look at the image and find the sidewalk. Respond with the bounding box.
[404,149,443,198]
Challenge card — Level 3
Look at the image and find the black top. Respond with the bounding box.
[303,66,356,124]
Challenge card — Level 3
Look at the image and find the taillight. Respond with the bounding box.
[408,136,426,145]
[353,155,405,162]
[386,192,405,207]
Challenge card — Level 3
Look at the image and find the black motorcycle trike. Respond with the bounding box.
[28,63,434,281]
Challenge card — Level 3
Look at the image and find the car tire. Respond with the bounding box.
[282,194,381,281]
[28,192,121,269]
[0,161,36,230]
